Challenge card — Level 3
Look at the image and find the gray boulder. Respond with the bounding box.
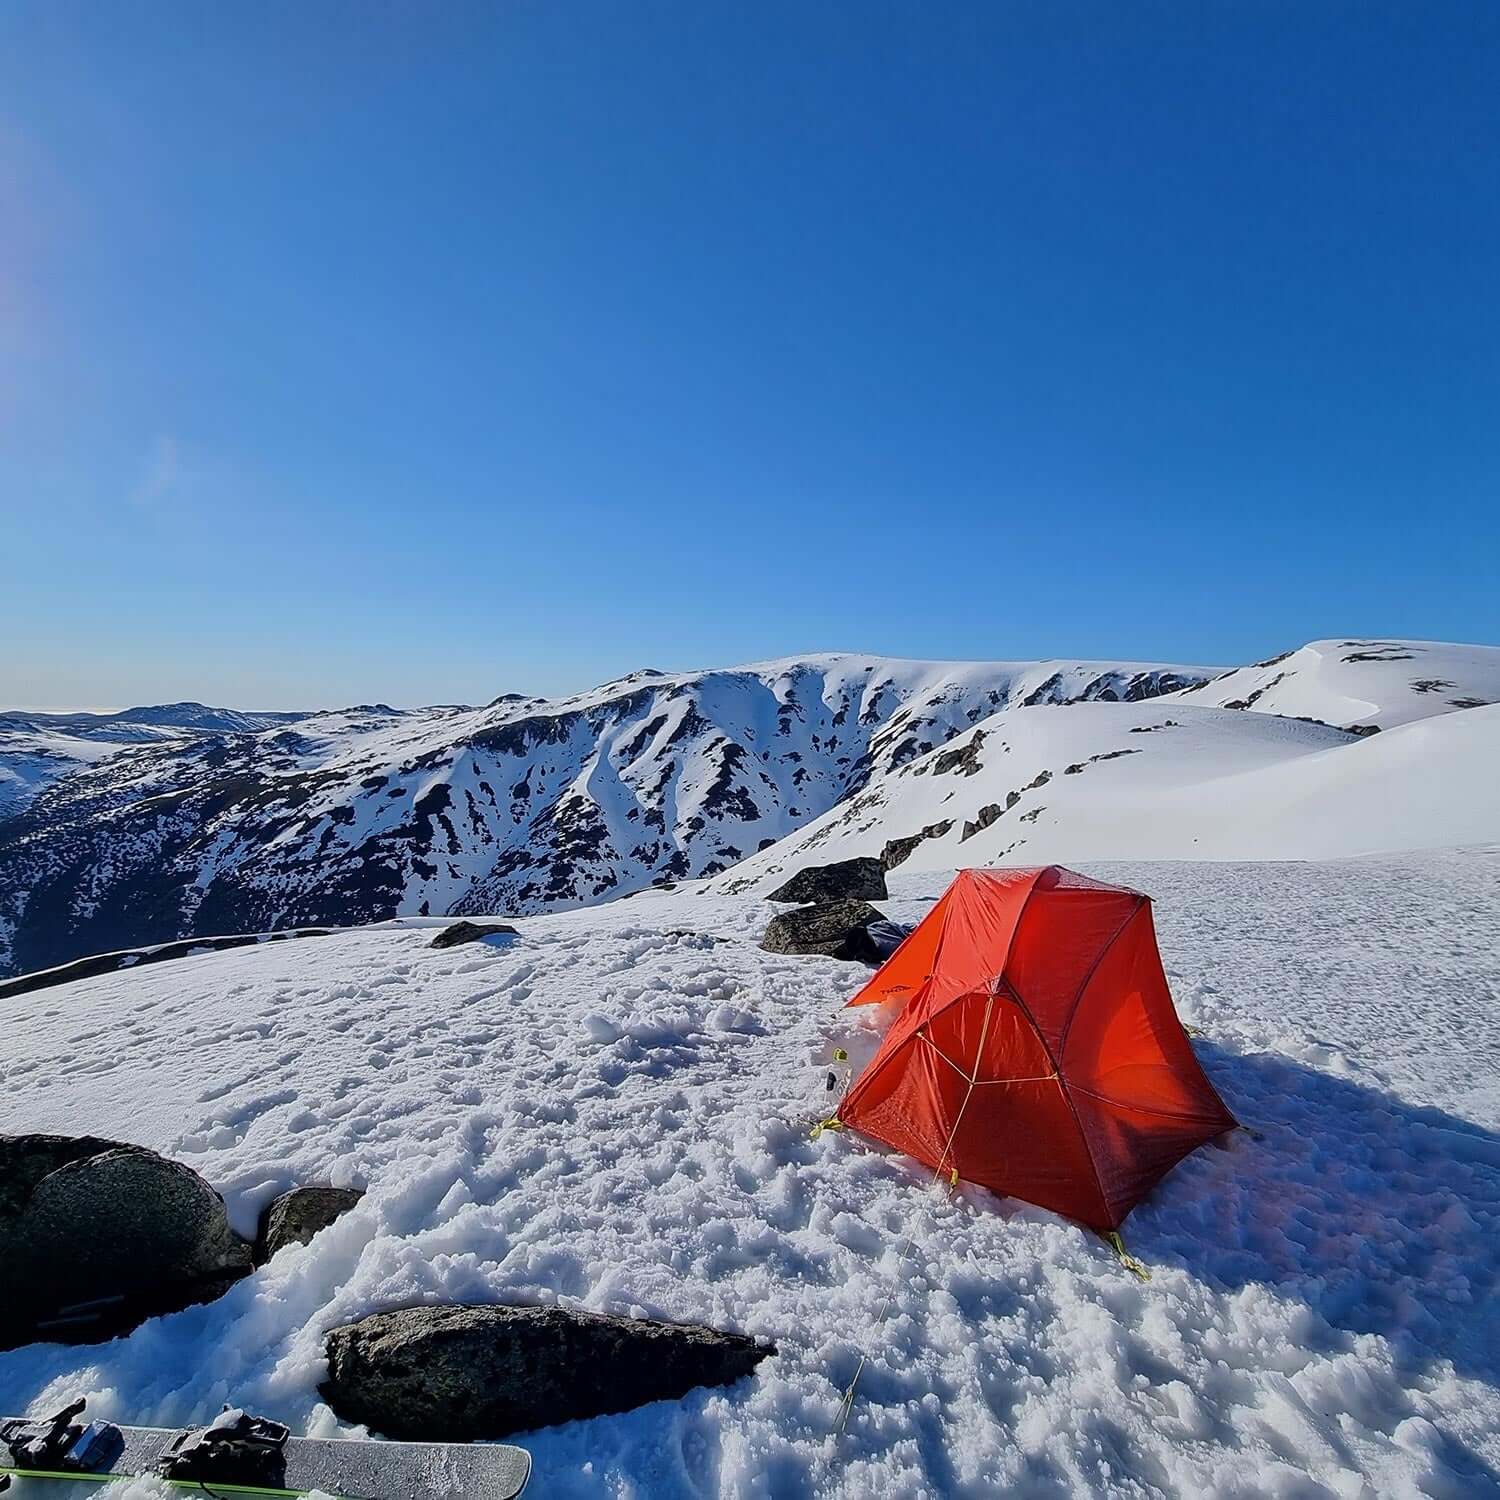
[767,857,888,904]
[255,1185,364,1264]
[0,1134,134,1221]
[760,899,886,964]
[321,1303,772,1440]
[0,1133,253,1348]
[430,920,519,950]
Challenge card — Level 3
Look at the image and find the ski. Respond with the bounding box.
[1,1403,531,1499]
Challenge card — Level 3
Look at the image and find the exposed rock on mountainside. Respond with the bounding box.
[321,1302,772,1440]
[0,655,1210,976]
[767,856,888,904]
[881,820,954,869]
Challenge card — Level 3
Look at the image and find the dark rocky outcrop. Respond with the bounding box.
[1,1134,253,1349]
[760,900,885,963]
[0,929,330,1001]
[930,730,987,777]
[880,820,954,870]
[429,920,519,950]
[255,1185,364,1264]
[767,857,887,904]
[321,1303,772,1441]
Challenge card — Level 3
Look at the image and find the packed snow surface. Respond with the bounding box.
[2,850,1498,1497]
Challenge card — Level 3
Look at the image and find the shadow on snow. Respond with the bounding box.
[1134,1040,1500,1487]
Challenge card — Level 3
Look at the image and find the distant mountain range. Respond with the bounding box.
[0,701,313,736]
[0,703,314,825]
[1,638,1496,978]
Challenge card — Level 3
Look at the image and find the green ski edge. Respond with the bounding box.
[3,1465,318,1494]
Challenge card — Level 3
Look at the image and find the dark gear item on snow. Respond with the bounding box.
[158,1405,290,1487]
[2,1399,123,1476]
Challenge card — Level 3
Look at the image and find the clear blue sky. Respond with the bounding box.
[2,1,1496,710]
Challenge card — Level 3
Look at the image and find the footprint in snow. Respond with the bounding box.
[582,1014,624,1044]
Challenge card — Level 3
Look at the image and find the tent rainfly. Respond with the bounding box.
[836,866,1235,1231]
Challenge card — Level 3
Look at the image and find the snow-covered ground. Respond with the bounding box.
[3,849,1497,1497]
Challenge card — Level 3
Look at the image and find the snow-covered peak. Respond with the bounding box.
[1169,638,1500,730]
[714,695,1500,889]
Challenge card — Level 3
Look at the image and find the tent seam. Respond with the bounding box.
[1066,1082,1230,1126]
[916,1030,968,1079]
[1000,976,1116,1228]
[1056,895,1149,1060]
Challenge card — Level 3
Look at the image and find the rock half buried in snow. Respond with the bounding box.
[767,857,888,904]
[320,1303,773,1440]
[255,1184,364,1264]
[0,1134,253,1348]
[760,899,886,963]
[429,920,519,950]
[0,1133,132,1222]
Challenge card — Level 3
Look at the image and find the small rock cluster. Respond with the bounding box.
[0,1134,254,1350]
[429,920,519,950]
[0,1134,367,1351]
[1,1137,770,1441]
[760,858,896,964]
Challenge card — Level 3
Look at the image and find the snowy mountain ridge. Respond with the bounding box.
[0,652,1210,976]
[0,700,314,738]
[710,637,1500,890]
[1172,637,1500,729]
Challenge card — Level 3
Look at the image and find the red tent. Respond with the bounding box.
[837,866,1234,1231]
